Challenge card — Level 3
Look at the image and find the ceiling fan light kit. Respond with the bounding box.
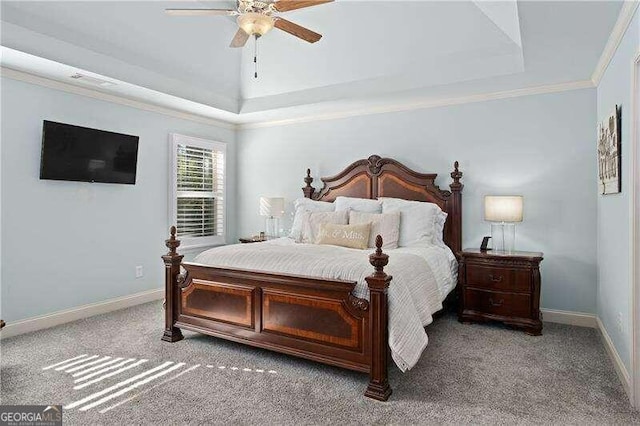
[166,0,332,45]
[238,13,275,37]
[166,0,332,78]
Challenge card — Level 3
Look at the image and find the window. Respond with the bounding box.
[170,134,226,248]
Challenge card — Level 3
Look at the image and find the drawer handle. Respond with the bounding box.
[489,298,504,307]
[489,274,503,283]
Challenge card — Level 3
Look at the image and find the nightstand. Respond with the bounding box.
[457,249,544,335]
[239,236,266,243]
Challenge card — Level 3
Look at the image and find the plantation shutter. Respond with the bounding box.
[171,135,226,246]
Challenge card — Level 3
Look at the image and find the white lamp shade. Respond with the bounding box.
[259,197,285,217]
[484,196,524,222]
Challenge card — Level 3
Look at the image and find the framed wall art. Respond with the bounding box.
[597,105,622,195]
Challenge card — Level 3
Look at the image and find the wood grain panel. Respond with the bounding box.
[262,291,362,349]
[318,172,372,202]
[465,264,532,293]
[377,173,444,208]
[464,288,531,318]
[182,279,255,328]
[174,314,371,372]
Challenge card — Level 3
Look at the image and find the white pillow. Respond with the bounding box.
[335,196,382,213]
[433,209,448,247]
[289,198,335,241]
[300,210,349,244]
[379,197,446,247]
[349,211,401,249]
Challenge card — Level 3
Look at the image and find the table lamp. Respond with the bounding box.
[484,195,523,252]
[260,197,284,239]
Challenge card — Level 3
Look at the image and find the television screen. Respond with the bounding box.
[40,121,139,184]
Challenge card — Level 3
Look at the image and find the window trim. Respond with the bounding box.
[169,133,227,249]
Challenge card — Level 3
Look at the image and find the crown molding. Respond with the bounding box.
[592,1,639,86]
[0,67,238,130]
[1,67,595,132]
[238,79,595,129]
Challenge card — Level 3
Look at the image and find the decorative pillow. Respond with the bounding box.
[335,196,382,213]
[289,198,335,241]
[349,211,400,249]
[379,197,446,247]
[316,223,371,250]
[433,209,448,247]
[300,210,349,244]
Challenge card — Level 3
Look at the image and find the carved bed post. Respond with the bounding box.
[449,161,464,255]
[364,235,392,401]
[161,226,184,342]
[302,169,315,199]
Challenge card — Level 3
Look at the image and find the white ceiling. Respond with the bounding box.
[1,0,242,112]
[240,1,524,99]
[0,1,624,124]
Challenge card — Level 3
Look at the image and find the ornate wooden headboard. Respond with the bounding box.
[302,155,463,254]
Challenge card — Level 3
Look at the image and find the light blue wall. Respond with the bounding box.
[596,9,638,373]
[0,77,236,322]
[238,89,598,314]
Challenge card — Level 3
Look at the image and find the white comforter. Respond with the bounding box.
[194,238,457,371]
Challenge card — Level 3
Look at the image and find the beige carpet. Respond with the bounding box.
[1,301,638,425]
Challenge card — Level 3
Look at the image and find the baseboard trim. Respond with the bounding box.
[597,317,632,399]
[541,308,597,328]
[0,288,163,339]
[538,309,633,397]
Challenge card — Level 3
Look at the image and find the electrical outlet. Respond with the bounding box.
[617,312,624,333]
[135,265,144,279]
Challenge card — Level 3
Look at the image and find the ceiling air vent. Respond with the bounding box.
[70,73,116,88]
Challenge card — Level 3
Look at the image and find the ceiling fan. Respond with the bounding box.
[165,0,334,48]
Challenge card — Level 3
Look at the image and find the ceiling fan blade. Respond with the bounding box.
[273,0,333,12]
[274,18,322,43]
[230,28,250,48]
[165,9,237,16]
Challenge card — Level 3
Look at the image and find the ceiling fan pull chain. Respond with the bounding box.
[254,34,259,78]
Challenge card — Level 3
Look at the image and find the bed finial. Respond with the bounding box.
[450,161,463,191]
[302,168,315,199]
[375,235,383,252]
[369,235,389,277]
[165,226,181,255]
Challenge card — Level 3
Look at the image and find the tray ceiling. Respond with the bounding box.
[0,1,624,123]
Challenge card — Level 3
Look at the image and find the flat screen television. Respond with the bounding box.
[40,120,139,184]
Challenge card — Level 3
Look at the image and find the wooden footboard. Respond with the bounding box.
[162,227,392,401]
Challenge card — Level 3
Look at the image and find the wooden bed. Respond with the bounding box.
[162,155,463,401]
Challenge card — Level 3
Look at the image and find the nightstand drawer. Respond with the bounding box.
[464,288,531,318]
[466,264,531,293]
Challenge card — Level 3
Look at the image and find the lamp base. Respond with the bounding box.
[264,217,279,239]
[490,222,516,253]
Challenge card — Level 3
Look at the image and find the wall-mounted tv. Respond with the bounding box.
[40,120,139,184]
